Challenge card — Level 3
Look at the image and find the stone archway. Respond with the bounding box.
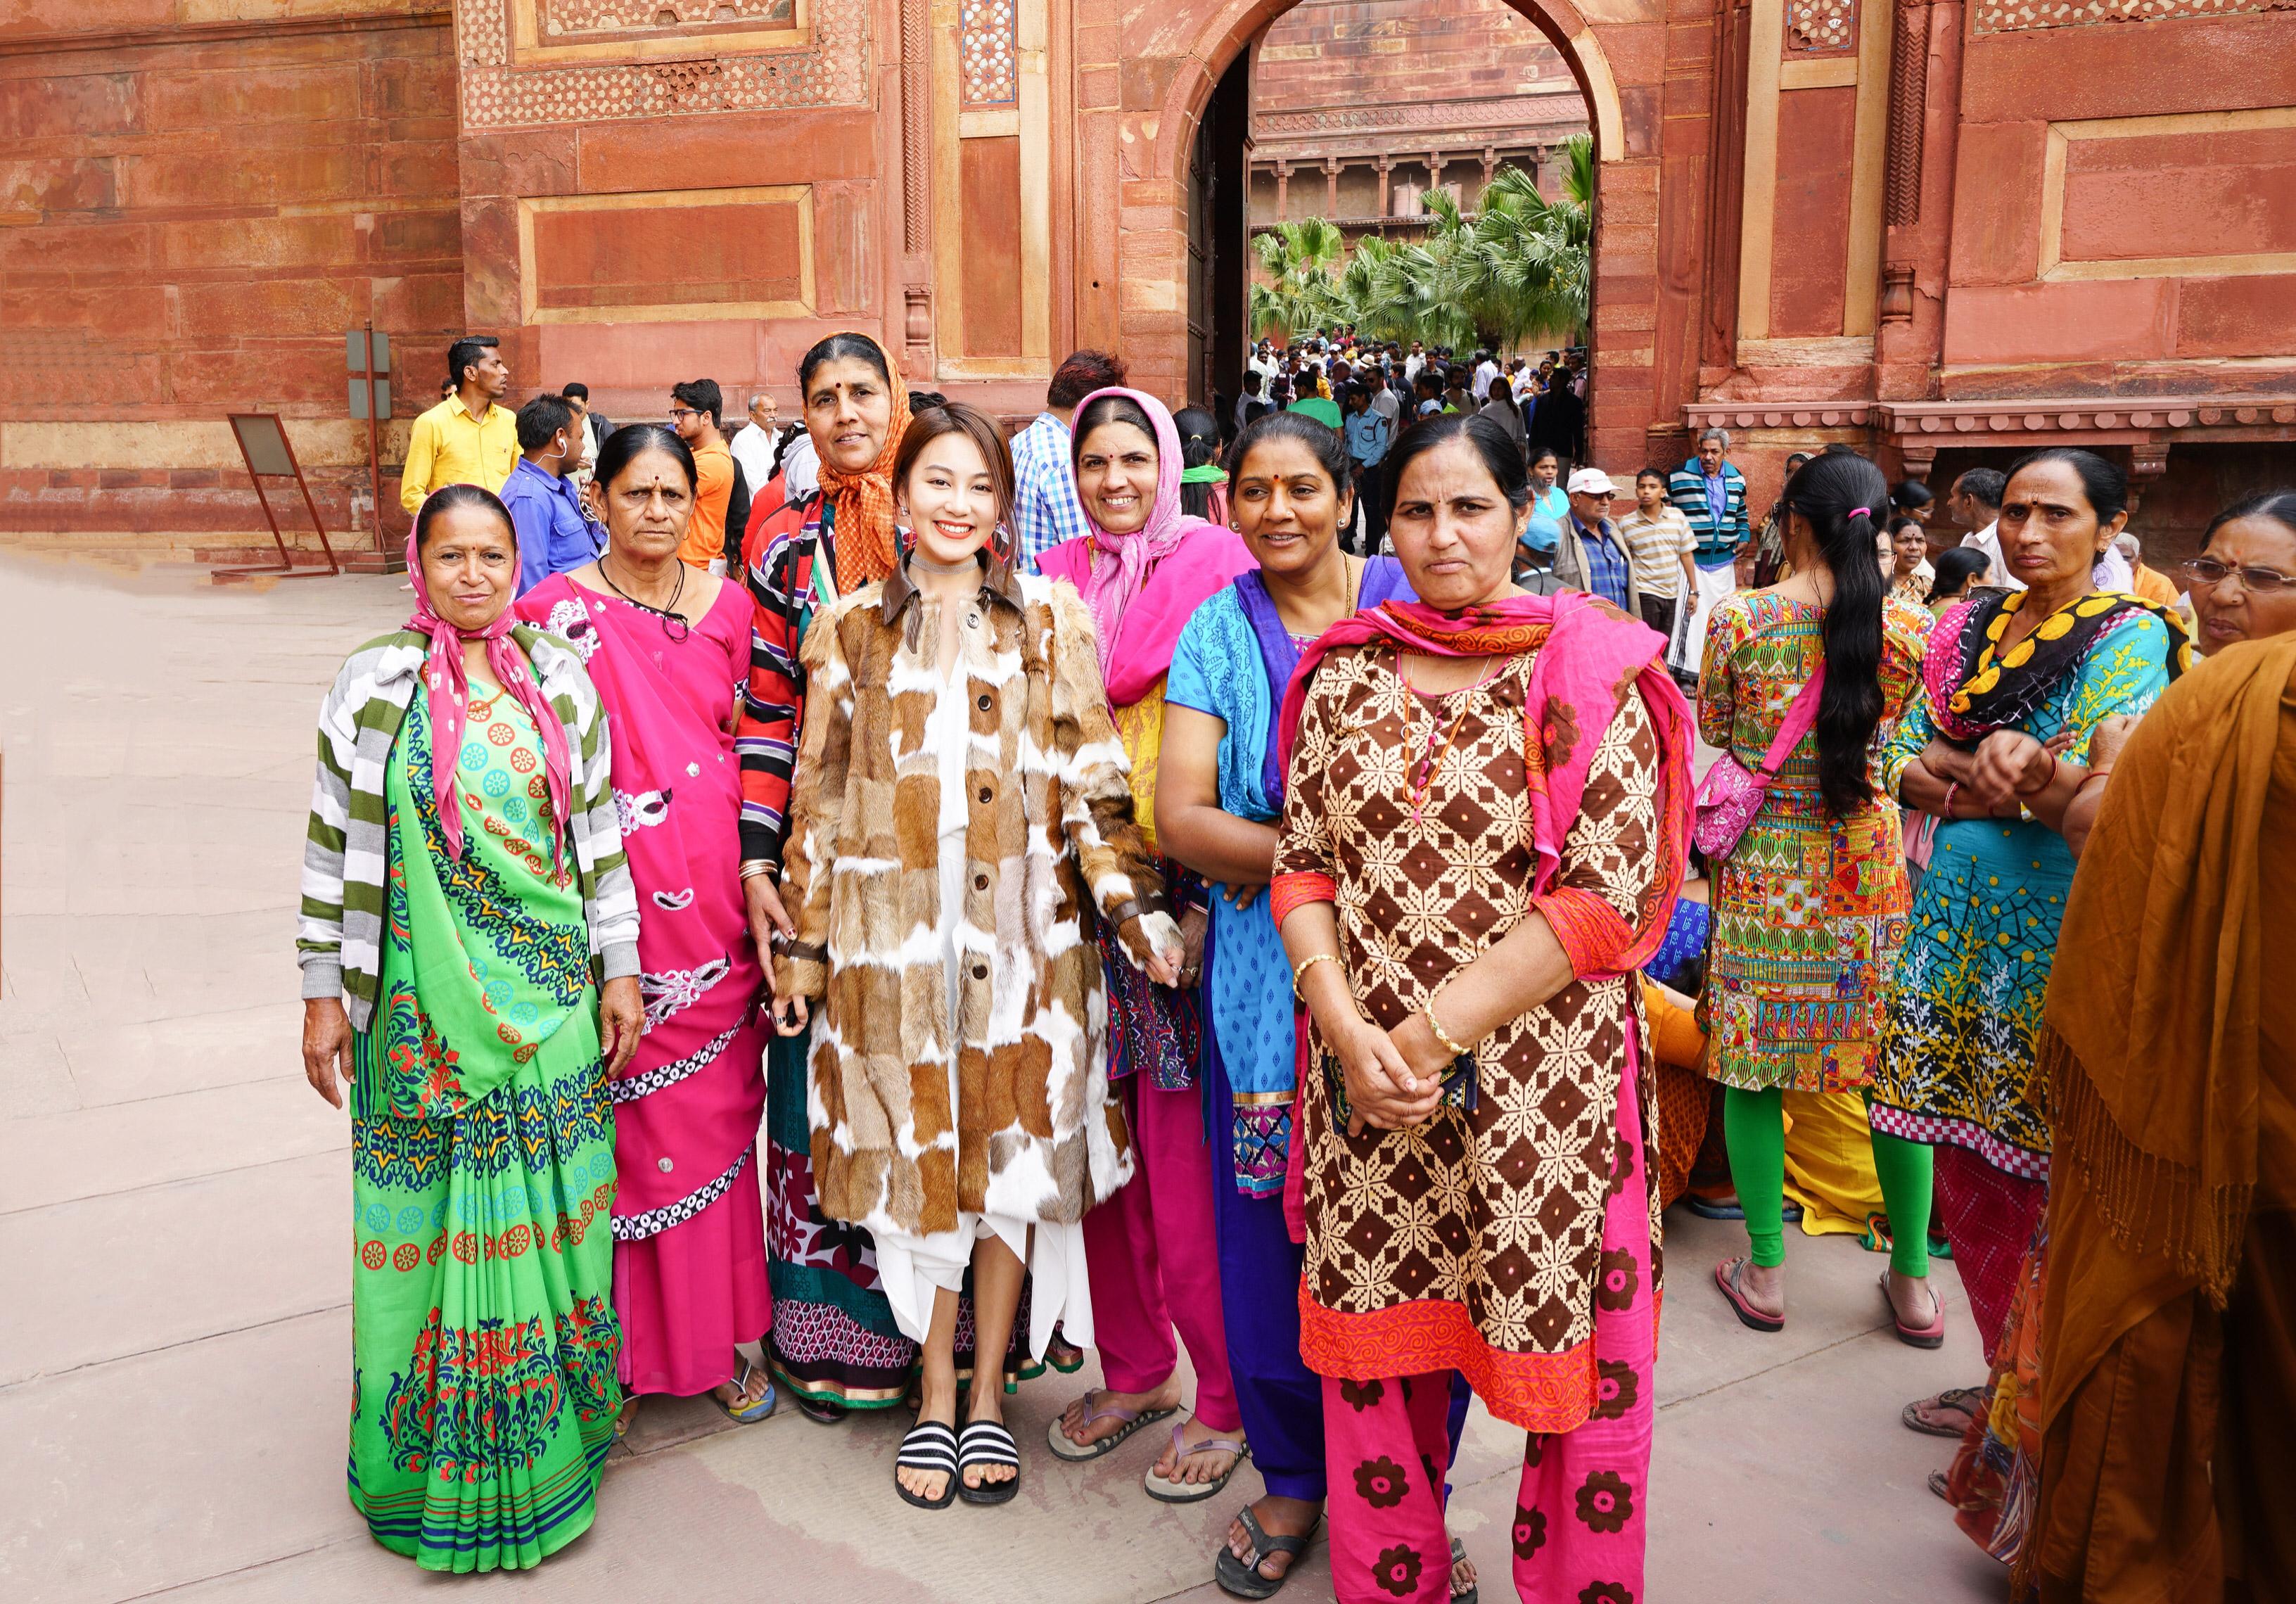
[1103,0,1664,468]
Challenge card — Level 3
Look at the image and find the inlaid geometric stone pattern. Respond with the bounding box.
[1973,0,2291,28]
[958,0,1018,108]
[1784,0,1858,54]
[538,0,794,36]
[459,0,869,129]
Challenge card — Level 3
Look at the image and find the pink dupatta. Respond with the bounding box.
[1035,386,1256,706]
[403,528,572,872]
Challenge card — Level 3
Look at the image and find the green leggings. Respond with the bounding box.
[1721,1085,1933,1278]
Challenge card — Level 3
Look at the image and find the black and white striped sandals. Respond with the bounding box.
[956,1419,1021,1506]
[895,1419,959,1510]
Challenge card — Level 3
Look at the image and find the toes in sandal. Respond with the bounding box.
[1045,1391,1178,1461]
[1901,1385,1986,1438]
[956,1419,1021,1507]
[1144,1420,1249,1504]
[1714,1256,1785,1332]
[1449,1535,1480,1604]
[1881,1272,1946,1349]
[1213,1506,1322,1600]
[711,1358,778,1424]
[895,1419,959,1510]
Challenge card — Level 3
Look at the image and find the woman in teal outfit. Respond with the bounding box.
[300,485,644,1570]
[1870,447,2188,1434]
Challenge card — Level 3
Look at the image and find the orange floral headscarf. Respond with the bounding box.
[814,345,912,594]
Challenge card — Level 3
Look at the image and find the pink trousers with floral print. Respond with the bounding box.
[1318,1064,1655,1604]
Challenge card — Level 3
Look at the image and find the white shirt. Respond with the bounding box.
[1369,388,1401,425]
[1472,360,1500,402]
[729,421,777,494]
[1960,521,2018,590]
[1404,353,1424,383]
[1249,353,1279,385]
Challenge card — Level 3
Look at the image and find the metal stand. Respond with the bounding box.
[215,412,340,582]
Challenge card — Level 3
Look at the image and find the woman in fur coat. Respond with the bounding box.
[771,401,1185,1510]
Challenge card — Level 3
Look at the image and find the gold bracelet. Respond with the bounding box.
[739,860,778,882]
[1291,951,1342,998]
[1422,991,1472,1058]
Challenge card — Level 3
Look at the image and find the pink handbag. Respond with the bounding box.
[1694,667,1825,858]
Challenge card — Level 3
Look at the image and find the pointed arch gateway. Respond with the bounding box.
[1092,0,1662,468]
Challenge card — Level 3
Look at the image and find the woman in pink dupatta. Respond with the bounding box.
[1038,388,1261,1501]
[1271,414,1693,1603]
[515,424,773,1425]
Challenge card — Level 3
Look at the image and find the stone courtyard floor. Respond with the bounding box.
[0,555,2008,1603]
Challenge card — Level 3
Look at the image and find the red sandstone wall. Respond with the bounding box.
[0,4,464,556]
[1254,0,1577,112]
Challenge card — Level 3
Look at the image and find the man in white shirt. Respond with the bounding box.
[1949,466,2013,588]
[1249,340,1280,388]
[1472,350,1500,403]
[729,392,780,496]
[1403,341,1426,384]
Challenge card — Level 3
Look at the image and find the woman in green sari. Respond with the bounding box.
[298,483,645,1572]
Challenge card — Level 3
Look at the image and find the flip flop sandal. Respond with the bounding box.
[1901,1386,1986,1438]
[710,1357,778,1424]
[1683,1194,1745,1221]
[956,1419,1022,1506]
[1144,1419,1249,1504]
[795,1392,848,1426]
[1450,1536,1479,1604]
[1714,1256,1785,1332]
[895,1419,959,1510]
[1927,1469,1951,1502]
[1880,1272,1946,1349]
[1213,1506,1323,1600]
[1045,1391,1178,1461]
[1045,1332,1087,1375]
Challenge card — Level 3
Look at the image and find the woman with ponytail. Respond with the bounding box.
[1697,452,1943,1341]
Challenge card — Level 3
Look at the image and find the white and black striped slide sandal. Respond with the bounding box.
[895,1419,959,1510]
[956,1419,1021,1506]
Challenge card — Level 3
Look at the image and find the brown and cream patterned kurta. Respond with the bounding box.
[1273,642,1665,1430]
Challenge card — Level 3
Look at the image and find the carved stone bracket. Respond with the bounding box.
[1879,263,1916,325]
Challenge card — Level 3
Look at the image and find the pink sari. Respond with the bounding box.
[516,573,770,1397]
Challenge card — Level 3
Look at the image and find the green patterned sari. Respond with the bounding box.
[347,687,620,1572]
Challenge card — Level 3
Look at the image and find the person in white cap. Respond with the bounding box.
[1550,466,1642,615]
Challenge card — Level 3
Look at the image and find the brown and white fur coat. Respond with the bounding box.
[774,552,1168,1241]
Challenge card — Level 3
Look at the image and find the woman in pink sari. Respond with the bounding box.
[1039,389,1260,1502]
[517,424,774,1425]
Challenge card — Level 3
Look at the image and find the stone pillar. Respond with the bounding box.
[1480,146,1496,209]
[1323,156,1340,221]
[2127,443,2171,527]
[1375,154,1391,232]
[1275,160,1290,222]
[1427,151,1447,209]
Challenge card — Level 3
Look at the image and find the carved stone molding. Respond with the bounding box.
[1972,0,2294,34]
[1883,0,1930,228]
[1876,397,2296,437]
[1684,402,1877,431]
[457,0,869,130]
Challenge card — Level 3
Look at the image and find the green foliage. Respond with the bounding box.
[1249,134,1593,351]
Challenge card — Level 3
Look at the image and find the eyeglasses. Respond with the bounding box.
[667,407,702,422]
[2182,556,2296,593]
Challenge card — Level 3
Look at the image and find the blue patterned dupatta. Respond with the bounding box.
[1203,561,1413,1194]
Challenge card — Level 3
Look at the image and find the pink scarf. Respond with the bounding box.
[1277,592,1693,962]
[1037,387,1254,701]
[403,527,573,870]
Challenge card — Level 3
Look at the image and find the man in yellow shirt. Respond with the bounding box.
[399,336,518,516]
[670,378,738,571]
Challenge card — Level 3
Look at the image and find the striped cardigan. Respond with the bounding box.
[297,626,641,1033]
[1666,458,1750,561]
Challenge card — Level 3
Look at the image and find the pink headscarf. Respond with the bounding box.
[1040,387,1254,701]
[402,521,573,872]
[1068,387,1207,676]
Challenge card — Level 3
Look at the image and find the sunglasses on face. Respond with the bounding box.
[2183,556,2296,594]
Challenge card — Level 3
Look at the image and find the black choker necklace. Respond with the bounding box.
[600,556,689,642]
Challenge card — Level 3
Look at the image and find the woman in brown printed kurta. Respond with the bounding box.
[1270,416,1693,1604]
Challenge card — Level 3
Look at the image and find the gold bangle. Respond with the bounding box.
[1291,951,1342,998]
[739,860,778,882]
[1422,991,1472,1058]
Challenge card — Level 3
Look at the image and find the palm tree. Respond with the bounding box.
[1248,217,1347,340]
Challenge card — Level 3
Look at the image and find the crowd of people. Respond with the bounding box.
[297,326,2292,1600]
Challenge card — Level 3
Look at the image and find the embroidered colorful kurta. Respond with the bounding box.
[516,575,770,1399]
[347,689,620,1572]
[1870,604,2178,1176]
[1697,592,1931,1092]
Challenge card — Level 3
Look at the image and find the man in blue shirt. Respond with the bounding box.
[1551,467,1641,615]
[1341,380,1392,554]
[498,393,599,594]
[1011,348,1126,571]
